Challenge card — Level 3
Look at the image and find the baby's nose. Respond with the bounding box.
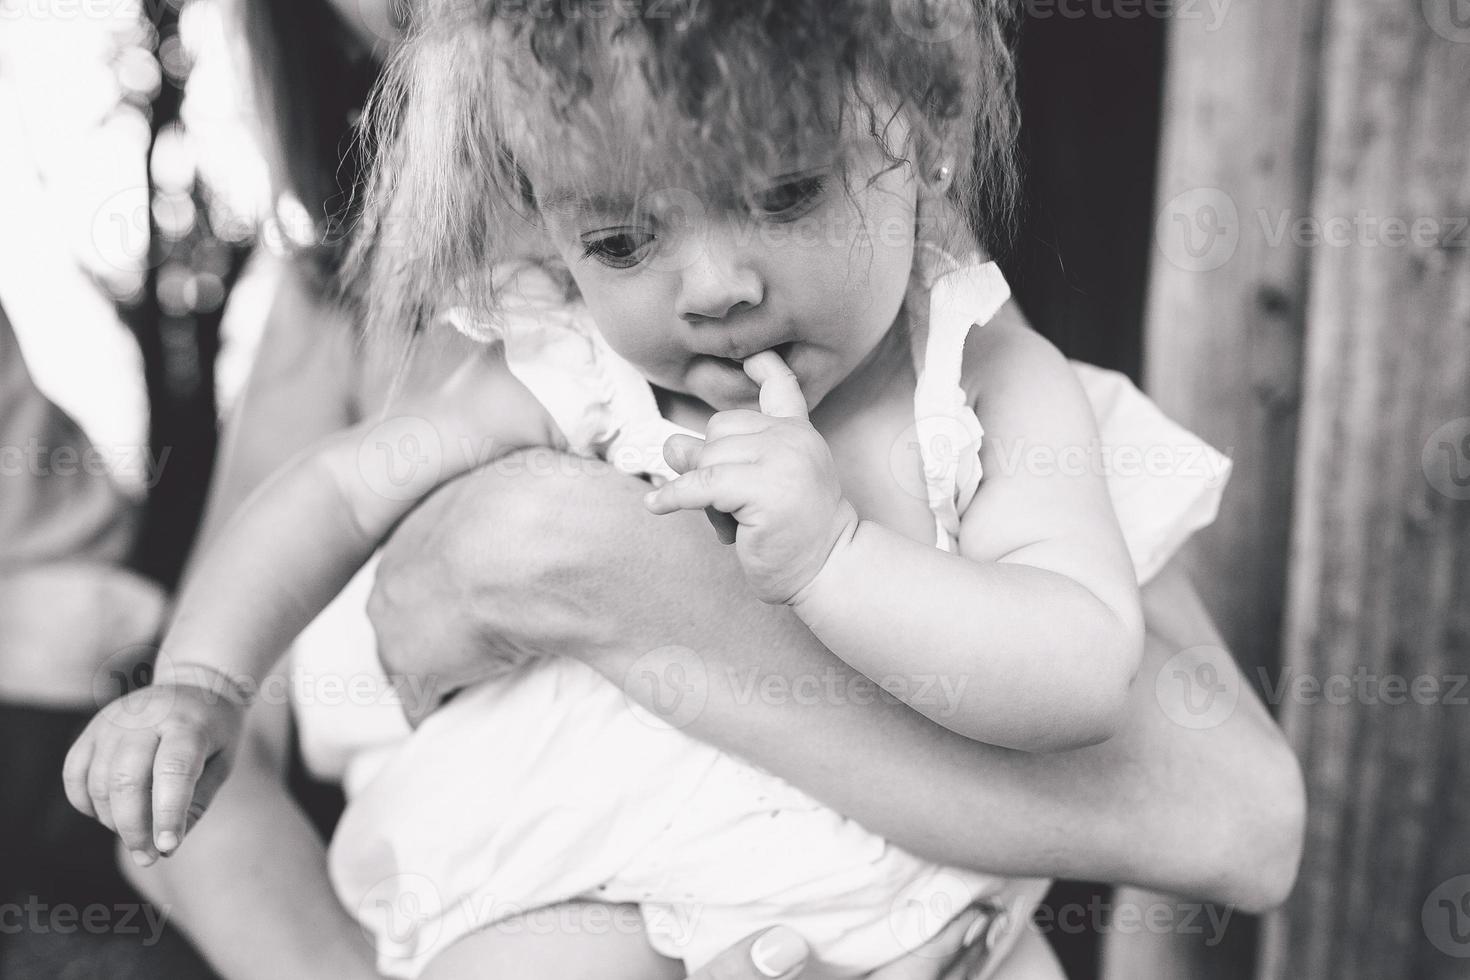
[674,233,763,323]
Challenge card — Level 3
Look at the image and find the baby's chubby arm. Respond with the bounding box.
[160,341,561,679]
[63,343,559,864]
[648,329,1144,753]
[799,318,1144,751]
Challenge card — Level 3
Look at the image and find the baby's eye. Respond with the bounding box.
[581,228,654,269]
[750,175,827,222]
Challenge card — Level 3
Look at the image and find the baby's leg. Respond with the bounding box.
[417,901,684,980]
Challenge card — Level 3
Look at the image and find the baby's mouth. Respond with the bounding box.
[768,341,797,363]
[714,341,796,368]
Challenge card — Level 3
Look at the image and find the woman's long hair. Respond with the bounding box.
[231,0,385,296]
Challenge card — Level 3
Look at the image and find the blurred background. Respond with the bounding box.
[1,1,1466,978]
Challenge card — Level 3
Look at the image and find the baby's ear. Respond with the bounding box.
[915,183,982,260]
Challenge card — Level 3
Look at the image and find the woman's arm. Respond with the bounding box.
[371,452,1304,912]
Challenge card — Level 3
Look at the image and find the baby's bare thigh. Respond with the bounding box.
[418,901,684,980]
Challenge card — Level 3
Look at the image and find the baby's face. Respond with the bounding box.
[532,128,919,412]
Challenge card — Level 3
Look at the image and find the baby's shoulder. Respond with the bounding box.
[955,299,1075,413]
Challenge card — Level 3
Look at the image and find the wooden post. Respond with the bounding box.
[1263,1,1470,977]
[1142,0,1326,711]
[1107,0,1326,974]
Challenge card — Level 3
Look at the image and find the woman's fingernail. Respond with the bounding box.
[959,903,1008,953]
[130,850,155,868]
[156,832,179,853]
[643,491,659,509]
[962,909,991,948]
[751,926,808,978]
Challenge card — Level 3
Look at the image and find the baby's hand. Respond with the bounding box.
[645,351,858,604]
[62,667,249,867]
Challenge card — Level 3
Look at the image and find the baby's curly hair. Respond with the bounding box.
[346,0,1021,336]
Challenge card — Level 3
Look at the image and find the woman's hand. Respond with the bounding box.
[688,904,1006,980]
[367,451,628,724]
[369,447,785,684]
[684,927,811,980]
